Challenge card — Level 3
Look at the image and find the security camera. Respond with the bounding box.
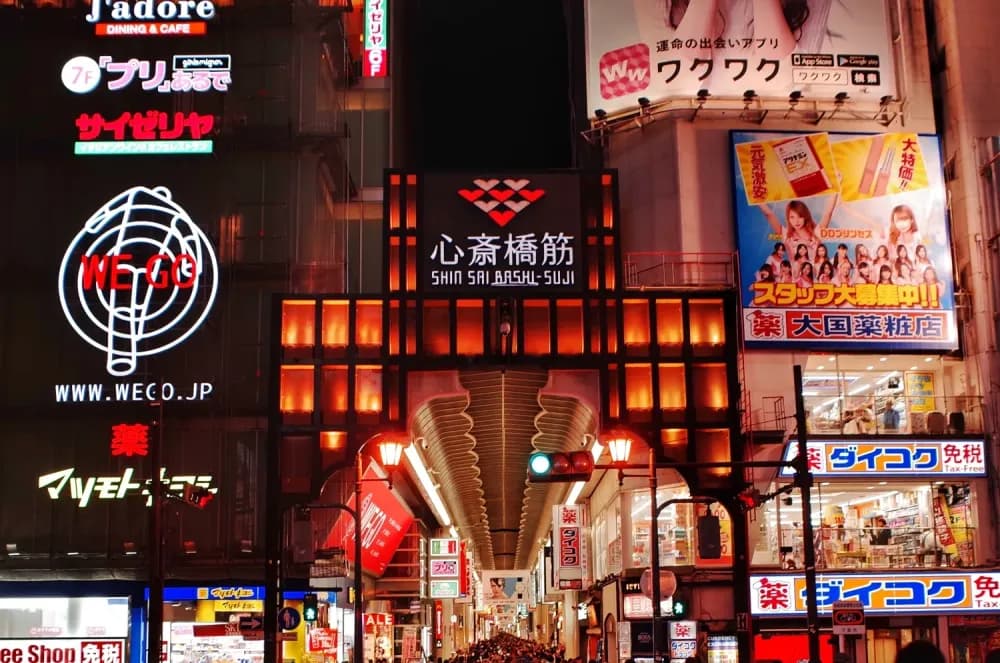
[416,436,428,450]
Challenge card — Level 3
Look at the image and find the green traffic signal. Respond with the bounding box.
[527,450,594,483]
[303,593,318,622]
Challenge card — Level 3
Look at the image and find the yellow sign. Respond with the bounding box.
[214,600,264,612]
[830,133,929,202]
[735,133,839,205]
[905,371,936,413]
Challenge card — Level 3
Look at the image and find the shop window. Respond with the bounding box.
[754,480,977,571]
[624,484,693,568]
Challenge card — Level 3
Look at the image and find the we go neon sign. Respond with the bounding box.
[57,186,219,377]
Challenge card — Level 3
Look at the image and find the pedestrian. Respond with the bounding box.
[894,640,945,663]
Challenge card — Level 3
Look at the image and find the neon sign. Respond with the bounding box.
[86,0,218,37]
[57,186,219,377]
[363,0,388,78]
[61,55,232,95]
[74,111,214,156]
[38,467,216,508]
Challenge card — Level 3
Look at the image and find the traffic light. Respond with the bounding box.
[737,487,763,512]
[182,483,215,509]
[670,590,690,619]
[697,514,721,559]
[527,450,594,483]
[302,593,318,622]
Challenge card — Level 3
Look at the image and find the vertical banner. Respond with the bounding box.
[553,504,587,590]
[585,0,898,116]
[733,131,956,351]
[932,495,958,556]
[364,0,388,78]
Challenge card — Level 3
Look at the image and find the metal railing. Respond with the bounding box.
[624,251,737,289]
[805,394,984,436]
[773,526,978,571]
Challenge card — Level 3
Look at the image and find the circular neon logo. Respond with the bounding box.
[58,186,219,377]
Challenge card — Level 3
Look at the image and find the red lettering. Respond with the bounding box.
[79,255,112,290]
[0,647,24,663]
[172,254,197,288]
[79,254,199,290]
[110,254,133,290]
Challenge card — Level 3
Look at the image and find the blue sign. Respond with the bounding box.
[278,607,301,631]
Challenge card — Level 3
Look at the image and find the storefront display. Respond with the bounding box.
[0,596,131,663]
[753,478,978,570]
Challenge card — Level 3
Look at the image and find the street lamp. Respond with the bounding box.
[350,432,408,663]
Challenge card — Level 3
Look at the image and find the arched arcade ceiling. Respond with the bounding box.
[409,368,599,571]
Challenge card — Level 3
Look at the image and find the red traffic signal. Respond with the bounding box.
[182,483,215,509]
[527,450,594,483]
[737,487,763,511]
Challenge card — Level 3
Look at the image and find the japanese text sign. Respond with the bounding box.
[364,0,388,78]
[420,173,584,294]
[750,571,1000,616]
[324,466,414,577]
[585,0,897,116]
[733,131,956,351]
[779,439,986,477]
[553,504,588,590]
[62,55,232,95]
[0,640,125,663]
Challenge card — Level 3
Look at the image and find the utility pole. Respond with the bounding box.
[793,365,821,663]
[147,401,164,663]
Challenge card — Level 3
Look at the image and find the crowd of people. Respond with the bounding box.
[427,634,998,663]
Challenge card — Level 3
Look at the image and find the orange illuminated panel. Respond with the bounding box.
[388,238,401,291]
[588,300,603,353]
[623,300,650,351]
[689,299,726,350]
[607,364,620,419]
[320,431,347,451]
[602,174,614,229]
[356,300,383,350]
[406,301,417,355]
[587,238,601,291]
[321,300,349,351]
[624,363,653,414]
[355,365,383,414]
[555,300,583,355]
[523,300,551,355]
[320,365,348,423]
[422,301,451,355]
[693,364,728,421]
[603,238,616,290]
[656,300,683,351]
[659,429,688,455]
[406,174,417,229]
[389,174,401,230]
[605,301,618,353]
[456,300,484,355]
[385,366,400,421]
[658,364,686,422]
[388,301,401,355]
[695,429,731,478]
[280,366,314,417]
[281,300,315,349]
[405,237,417,292]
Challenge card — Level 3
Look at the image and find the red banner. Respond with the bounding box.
[323,466,414,576]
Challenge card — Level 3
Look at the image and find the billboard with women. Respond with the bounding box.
[732,131,957,351]
[585,0,897,116]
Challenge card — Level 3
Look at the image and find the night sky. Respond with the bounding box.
[400,0,574,170]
